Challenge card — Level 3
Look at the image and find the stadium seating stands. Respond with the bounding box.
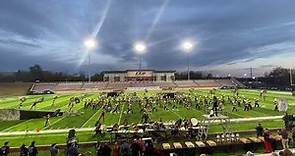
[31,79,238,92]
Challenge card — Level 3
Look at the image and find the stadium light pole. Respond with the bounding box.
[181,40,194,80]
[83,37,97,83]
[133,41,147,71]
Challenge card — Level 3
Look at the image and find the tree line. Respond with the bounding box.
[0,65,293,89]
[0,64,103,82]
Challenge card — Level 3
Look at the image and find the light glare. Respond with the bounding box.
[133,42,147,55]
[182,41,194,52]
[84,38,97,50]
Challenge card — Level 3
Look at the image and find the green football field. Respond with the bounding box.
[0,89,293,147]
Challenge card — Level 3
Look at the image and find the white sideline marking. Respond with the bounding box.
[0,127,95,137]
[0,115,283,137]
[204,115,283,124]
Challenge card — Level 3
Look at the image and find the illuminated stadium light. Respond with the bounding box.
[133,41,147,70]
[133,41,147,55]
[181,40,194,53]
[83,37,97,83]
[84,37,97,50]
[181,40,195,80]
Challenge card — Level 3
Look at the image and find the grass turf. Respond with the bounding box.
[0,89,293,147]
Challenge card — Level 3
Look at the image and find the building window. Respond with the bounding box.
[104,76,109,81]
[170,76,175,81]
[161,75,166,81]
[114,76,120,82]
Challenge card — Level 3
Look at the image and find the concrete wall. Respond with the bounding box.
[0,109,20,120]
[0,109,63,121]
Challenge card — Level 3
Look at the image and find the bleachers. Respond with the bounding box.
[194,80,220,87]
[105,82,129,90]
[174,80,199,88]
[129,81,156,88]
[55,82,83,90]
[82,82,108,90]
[215,79,236,87]
[32,83,57,92]
[154,81,177,88]
[31,79,238,92]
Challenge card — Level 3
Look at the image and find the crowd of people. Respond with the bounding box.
[255,123,295,155]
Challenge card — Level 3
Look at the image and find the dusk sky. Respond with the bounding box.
[1,0,295,76]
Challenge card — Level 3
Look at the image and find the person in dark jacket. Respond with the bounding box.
[67,143,79,156]
[120,141,130,156]
[130,140,141,156]
[255,123,264,137]
[28,141,38,156]
[49,143,59,156]
[96,142,111,156]
[0,142,9,156]
[20,144,28,156]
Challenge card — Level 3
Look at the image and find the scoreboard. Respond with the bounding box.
[127,70,153,78]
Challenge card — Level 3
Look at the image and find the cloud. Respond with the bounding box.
[0,0,295,75]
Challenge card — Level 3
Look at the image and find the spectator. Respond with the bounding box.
[144,141,155,156]
[263,129,273,153]
[112,142,120,156]
[120,140,130,156]
[96,142,111,156]
[130,139,141,156]
[255,123,264,137]
[67,143,79,156]
[0,142,9,156]
[280,128,289,149]
[20,144,28,156]
[49,143,59,156]
[138,138,145,155]
[28,141,38,156]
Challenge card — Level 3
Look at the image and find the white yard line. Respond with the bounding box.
[3,119,33,132]
[81,108,102,128]
[0,127,95,137]
[118,103,125,124]
[229,115,283,123]
[42,116,66,130]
